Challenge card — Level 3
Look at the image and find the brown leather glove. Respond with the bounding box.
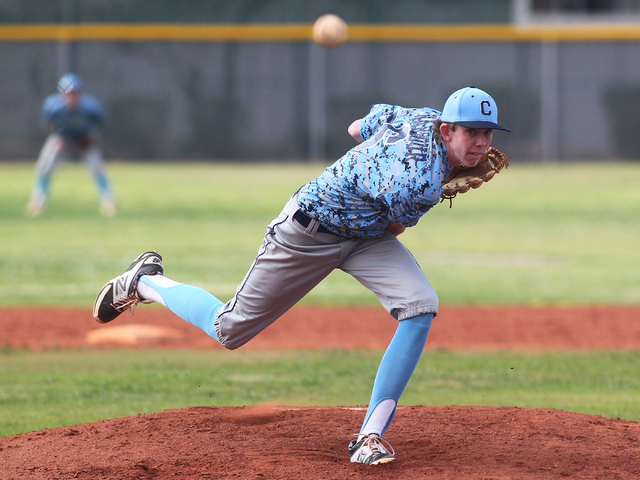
[440,146,509,207]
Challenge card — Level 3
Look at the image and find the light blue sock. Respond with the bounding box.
[360,313,433,436]
[31,175,50,202]
[95,173,114,200]
[38,175,50,195]
[138,276,223,341]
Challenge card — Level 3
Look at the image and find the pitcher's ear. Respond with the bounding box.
[440,122,452,142]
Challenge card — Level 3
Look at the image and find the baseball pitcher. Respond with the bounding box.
[93,86,510,465]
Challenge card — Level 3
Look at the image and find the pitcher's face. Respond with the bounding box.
[441,124,493,168]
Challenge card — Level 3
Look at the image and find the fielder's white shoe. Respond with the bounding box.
[348,433,396,465]
[93,251,163,323]
[100,199,117,217]
[26,199,45,217]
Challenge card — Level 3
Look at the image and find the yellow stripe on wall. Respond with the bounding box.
[350,24,640,42]
[0,24,310,41]
[2,23,640,42]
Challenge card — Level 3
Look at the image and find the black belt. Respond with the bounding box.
[293,210,340,236]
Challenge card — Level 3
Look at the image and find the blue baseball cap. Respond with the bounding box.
[441,86,510,132]
[58,73,84,93]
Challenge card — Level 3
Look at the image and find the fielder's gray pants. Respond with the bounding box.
[214,195,438,350]
[30,134,113,204]
[35,134,107,178]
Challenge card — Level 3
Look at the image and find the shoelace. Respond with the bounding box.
[357,434,396,456]
[111,294,156,316]
[111,296,141,316]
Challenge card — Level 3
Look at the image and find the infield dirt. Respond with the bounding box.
[1,305,640,479]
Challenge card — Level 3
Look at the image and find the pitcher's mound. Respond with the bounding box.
[1,405,639,479]
[86,324,183,346]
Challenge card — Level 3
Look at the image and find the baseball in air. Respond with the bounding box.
[312,14,348,47]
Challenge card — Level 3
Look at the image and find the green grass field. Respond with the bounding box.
[2,161,639,306]
[2,348,640,437]
[1,161,639,436]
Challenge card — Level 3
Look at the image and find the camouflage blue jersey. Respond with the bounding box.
[42,93,105,142]
[297,104,452,238]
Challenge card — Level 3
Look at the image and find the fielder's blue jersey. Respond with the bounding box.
[297,104,452,238]
[42,93,105,142]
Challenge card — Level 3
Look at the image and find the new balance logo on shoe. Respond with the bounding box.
[93,251,163,324]
[115,276,127,297]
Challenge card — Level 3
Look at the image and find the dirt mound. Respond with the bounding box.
[2,305,640,479]
[1,405,639,479]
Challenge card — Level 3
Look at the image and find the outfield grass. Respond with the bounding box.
[2,348,640,437]
[1,161,639,306]
[1,161,639,437]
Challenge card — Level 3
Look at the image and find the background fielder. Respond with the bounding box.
[94,86,509,465]
[27,73,116,217]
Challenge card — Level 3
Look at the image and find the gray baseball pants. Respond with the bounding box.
[214,195,439,350]
[35,134,107,178]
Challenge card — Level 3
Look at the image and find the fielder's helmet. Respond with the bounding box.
[58,73,84,93]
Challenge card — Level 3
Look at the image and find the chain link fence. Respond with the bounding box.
[0,0,511,24]
[0,1,639,162]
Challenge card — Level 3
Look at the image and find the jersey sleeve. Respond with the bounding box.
[41,94,61,123]
[360,104,400,141]
[83,95,106,124]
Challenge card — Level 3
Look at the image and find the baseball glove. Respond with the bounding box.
[440,146,509,207]
[76,137,95,150]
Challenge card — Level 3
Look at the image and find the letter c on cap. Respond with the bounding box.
[481,100,491,116]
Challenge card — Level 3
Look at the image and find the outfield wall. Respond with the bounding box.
[2,23,640,162]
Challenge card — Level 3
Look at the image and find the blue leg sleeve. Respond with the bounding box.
[360,313,433,436]
[37,175,50,195]
[138,277,223,341]
[94,172,115,201]
[30,174,50,202]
